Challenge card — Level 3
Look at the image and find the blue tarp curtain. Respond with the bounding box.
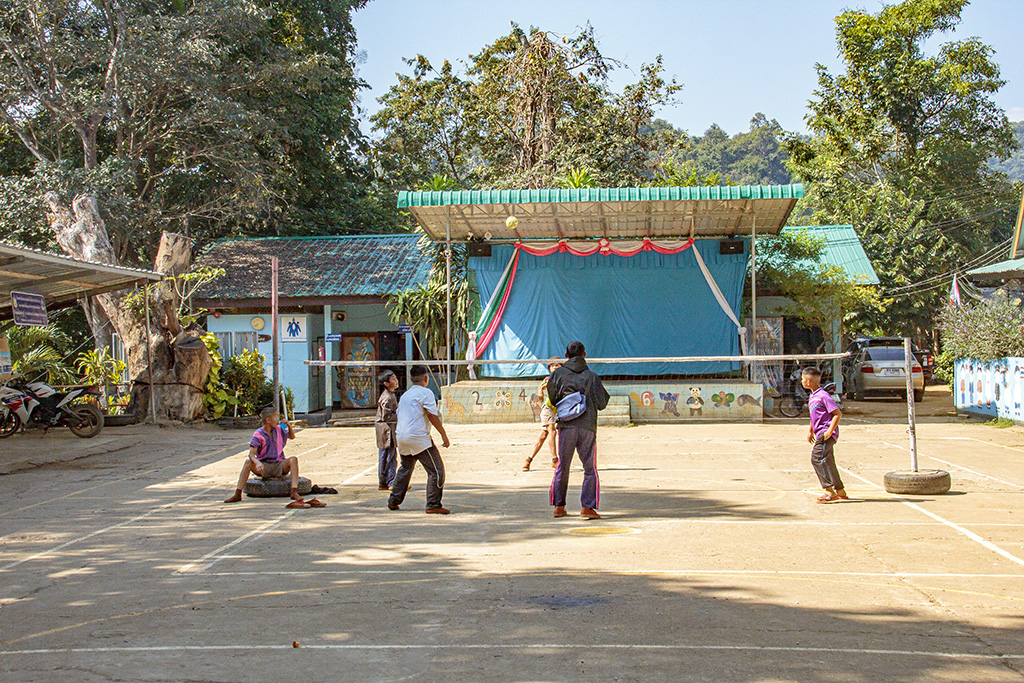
[468,239,748,377]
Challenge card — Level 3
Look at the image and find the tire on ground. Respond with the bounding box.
[884,469,950,495]
[244,476,312,497]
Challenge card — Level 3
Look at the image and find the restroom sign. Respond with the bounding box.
[280,315,307,343]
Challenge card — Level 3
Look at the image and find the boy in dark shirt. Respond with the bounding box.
[547,341,610,519]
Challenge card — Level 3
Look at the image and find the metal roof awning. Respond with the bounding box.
[966,256,1024,282]
[398,184,804,242]
[0,241,164,321]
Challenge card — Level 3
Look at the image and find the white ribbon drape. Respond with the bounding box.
[691,244,748,355]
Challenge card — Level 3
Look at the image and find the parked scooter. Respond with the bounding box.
[0,377,104,438]
[777,366,843,418]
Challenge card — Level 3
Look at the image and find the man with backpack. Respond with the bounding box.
[547,340,610,520]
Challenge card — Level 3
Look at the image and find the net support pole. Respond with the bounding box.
[446,206,452,388]
[750,208,757,379]
[904,337,919,471]
[144,284,157,424]
[272,256,280,414]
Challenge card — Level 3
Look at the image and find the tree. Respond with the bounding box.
[785,0,1019,341]
[758,231,884,352]
[650,114,794,186]
[371,57,475,192]
[0,0,371,419]
[370,24,681,192]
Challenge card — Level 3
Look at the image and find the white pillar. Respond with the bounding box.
[445,207,452,388]
[324,304,333,415]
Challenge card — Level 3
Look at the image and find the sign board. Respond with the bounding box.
[397,324,412,334]
[257,334,271,343]
[11,291,48,326]
[279,315,307,343]
[325,333,343,343]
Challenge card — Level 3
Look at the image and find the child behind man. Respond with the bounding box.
[375,370,399,490]
[523,357,562,471]
[801,366,848,503]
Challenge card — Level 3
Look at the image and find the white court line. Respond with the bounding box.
[839,467,1024,569]
[0,487,215,573]
[881,441,1024,490]
[0,643,1021,660]
[198,568,1024,579]
[175,463,376,575]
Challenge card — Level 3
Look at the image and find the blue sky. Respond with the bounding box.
[351,0,1024,138]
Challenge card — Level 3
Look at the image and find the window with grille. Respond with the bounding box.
[234,332,257,356]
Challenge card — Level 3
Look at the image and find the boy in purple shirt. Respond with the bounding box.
[224,407,323,508]
[801,366,848,503]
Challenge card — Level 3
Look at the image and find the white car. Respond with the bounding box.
[845,346,924,402]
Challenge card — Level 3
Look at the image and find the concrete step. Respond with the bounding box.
[598,396,631,426]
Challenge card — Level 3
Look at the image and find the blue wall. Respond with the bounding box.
[954,358,1024,421]
[207,303,399,414]
[469,240,748,377]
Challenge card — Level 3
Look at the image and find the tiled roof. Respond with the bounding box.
[193,234,433,300]
[780,225,879,285]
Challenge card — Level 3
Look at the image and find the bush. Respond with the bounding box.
[223,349,273,416]
[938,292,1024,363]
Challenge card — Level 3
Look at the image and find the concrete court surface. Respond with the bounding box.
[0,406,1022,681]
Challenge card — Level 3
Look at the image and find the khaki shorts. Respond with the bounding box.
[540,404,557,427]
[260,460,285,478]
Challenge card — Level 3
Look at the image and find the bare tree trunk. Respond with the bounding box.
[44,192,212,421]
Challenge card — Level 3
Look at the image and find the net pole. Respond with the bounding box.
[144,284,157,423]
[445,206,452,388]
[750,210,757,380]
[272,256,280,414]
[904,337,919,471]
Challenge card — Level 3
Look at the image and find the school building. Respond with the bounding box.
[192,234,432,415]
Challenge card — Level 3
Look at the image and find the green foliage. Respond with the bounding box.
[372,25,681,193]
[416,175,460,192]
[938,292,1024,363]
[758,231,885,349]
[651,161,724,188]
[988,121,1024,181]
[222,349,274,417]
[121,267,225,325]
[75,349,126,387]
[652,114,793,186]
[200,333,238,420]
[0,0,379,260]
[984,417,1015,428]
[556,168,597,189]
[785,0,1019,337]
[6,324,76,384]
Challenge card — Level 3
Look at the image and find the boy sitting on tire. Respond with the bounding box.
[224,407,324,508]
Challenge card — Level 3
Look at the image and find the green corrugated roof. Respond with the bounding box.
[780,225,879,285]
[400,184,805,242]
[966,256,1024,280]
[193,234,432,300]
[398,184,803,207]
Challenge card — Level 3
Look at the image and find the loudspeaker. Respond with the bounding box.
[720,239,744,255]
[467,242,492,257]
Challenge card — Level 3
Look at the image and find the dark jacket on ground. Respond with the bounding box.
[547,356,610,433]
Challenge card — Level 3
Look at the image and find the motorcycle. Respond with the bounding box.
[0,377,105,438]
[777,366,843,418]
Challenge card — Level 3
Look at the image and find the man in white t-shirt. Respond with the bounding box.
[388,365,451,514]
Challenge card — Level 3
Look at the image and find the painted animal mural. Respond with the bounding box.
[686,387,704,416]
[660,392,680,417]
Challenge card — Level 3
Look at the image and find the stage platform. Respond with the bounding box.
[441,379,763,424]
